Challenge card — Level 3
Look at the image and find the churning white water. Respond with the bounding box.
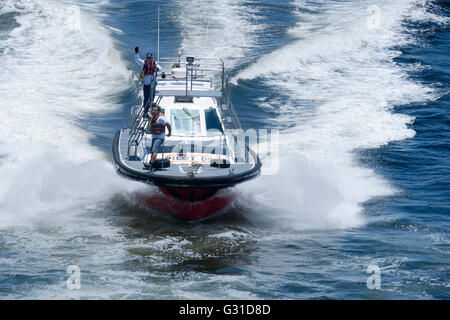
[234,0,440,229]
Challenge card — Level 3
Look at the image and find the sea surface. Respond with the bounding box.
[0,0,449,299]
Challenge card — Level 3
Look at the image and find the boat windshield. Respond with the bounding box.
[205,107,224,137]
[170,108,202,136]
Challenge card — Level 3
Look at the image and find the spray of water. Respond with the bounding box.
[176,0,262,68]
[0,0,141,227]
[234,0,443,230]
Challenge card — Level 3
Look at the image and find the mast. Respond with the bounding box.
[157,4,160,62]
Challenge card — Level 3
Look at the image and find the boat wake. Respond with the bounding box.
[0,0,140,227]
[176,0,263,69]
[232,0,444,230]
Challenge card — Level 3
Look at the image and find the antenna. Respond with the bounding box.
[157,4,160,62]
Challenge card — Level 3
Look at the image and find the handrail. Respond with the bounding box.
[220,75,242,131]
[157,56,226,93]
[127,75,157,157]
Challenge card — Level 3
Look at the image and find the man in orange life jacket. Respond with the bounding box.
[134,46,160,117]
[148,105,171,168]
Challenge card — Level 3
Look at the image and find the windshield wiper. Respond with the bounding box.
[183,107,193,118]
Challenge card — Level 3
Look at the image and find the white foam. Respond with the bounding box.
[176,0,262,68]
[0,0,140,227]
[235,0,442,230]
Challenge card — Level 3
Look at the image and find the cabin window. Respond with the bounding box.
[170,108,202,136]
[205,108,223,137]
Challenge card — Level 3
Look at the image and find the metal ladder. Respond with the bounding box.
[127,77,157,157]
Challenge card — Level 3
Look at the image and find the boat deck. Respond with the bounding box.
[116,128,256,180]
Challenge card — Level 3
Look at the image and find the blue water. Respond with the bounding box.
[0,0,448,299]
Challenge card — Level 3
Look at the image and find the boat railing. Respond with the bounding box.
[156,57,225,97]
[219,75,242,132]
[127,75,157,157]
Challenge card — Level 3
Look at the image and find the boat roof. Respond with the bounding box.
[158,96,217,109]
[155,56,224,98]
[156,78,222,98]
[155,67,222,114]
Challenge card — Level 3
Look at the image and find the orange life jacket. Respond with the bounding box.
[151,113,165,134]
[143,60,155,76]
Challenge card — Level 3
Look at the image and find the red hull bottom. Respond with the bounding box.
[138,187,237,221]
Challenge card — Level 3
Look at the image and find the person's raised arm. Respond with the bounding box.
[134,46,144,67]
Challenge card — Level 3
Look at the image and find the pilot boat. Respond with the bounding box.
[112,56,261,221]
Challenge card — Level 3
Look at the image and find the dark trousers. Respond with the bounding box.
[143,85,151,115]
